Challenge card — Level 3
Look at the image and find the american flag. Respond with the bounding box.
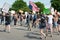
[29,1,40,12]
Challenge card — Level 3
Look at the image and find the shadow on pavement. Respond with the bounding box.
[31,32,40,35]
[26,32,41,35]
[14,28,28,31]
[24,35,42,40]
[24,32,42,40]
[0,30,5,32]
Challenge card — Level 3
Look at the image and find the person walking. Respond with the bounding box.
[33,13,37,28]
[57,12,60,33]
[46,13,53,37]
[22,13,26,27]
[13,13,18,26]
[4,13,11,33]
[53,12,59,34]
[39,14,46,39]
[28,12,33,31]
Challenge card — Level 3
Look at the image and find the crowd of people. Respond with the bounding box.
[0,9,60,39]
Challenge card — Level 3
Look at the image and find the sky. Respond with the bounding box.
[0,0,51,8]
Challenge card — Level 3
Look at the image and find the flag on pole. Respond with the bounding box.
[42,8,51,14]
[29,1,39,12]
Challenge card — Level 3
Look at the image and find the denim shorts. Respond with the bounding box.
[53,22,57,27]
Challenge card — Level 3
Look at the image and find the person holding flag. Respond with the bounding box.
[29,1,46,39]
[29,1,40,13]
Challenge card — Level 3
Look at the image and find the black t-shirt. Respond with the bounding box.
[5,14,11,22]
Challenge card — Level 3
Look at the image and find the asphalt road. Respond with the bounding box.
[0,25,60,40]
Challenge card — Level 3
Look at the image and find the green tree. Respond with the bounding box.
[35,2,45,12]
[10,0,30,12]
[51,0,60,11]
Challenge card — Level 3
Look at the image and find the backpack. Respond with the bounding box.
[40,15,46,23]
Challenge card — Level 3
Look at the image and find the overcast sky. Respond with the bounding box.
[0,0,51,8]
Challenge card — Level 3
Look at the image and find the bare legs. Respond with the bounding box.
[4,25,11,33]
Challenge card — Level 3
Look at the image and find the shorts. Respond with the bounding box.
[5,21,10,25]
[47,23,53,29]
[39,23,46,29]
[53,22,57,27]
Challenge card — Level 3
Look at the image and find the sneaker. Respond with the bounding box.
[40,37,42,39]
[3,30,6,32]
[28,29,31,31]
[7,31,10,33]
[57,32,59,35]
[44,36,46,40]
[50,35,52,37]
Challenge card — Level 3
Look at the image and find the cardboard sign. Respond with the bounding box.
[2,2,10,13]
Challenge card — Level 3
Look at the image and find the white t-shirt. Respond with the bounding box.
[32,14,34,18]
[48,15,53,24]
[25,12,28,18]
